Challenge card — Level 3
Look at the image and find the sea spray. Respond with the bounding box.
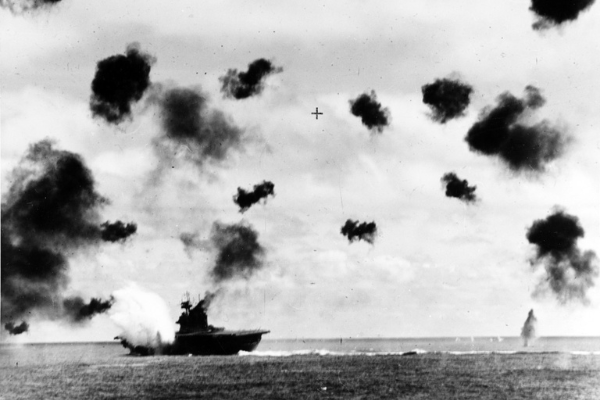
[109,284,175,349]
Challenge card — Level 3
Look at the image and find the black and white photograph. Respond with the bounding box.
[1,0,599,398]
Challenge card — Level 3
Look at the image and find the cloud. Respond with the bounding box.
[441,172,477,203]
[526,208,598,304]
[530,0,596,30]
[465,86,568,173]
[90,43,155,124]
[349,91,390,133]
[233,180,275,213]
[422,77,473,123]
[220,58,283,99]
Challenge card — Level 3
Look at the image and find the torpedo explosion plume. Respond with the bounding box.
[341,220,378,244]
[209,221,265,282]
[530,0,596,30]
[233,181,275,213]
[422,78,473,123]
[349,91,390,133]
[526,208,598,304]
[441,172,477,203]
[465,86,568,173]
[220,58,283,99]
[1,140,136,334]
[90,43,155,124]
[151,85,244,171]
[520,309,537,347]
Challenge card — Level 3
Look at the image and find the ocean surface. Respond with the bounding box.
[249,336,600,356]
[2,338,599,399]
[1,336,599,365]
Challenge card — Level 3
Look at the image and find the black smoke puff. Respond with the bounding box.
[526,209,598,303]
[441,172,477,203]
[422,78,473,123]
[341,220,378,244]
[90,43,155,124]
[233,181,275,213]
[209,221,265,282]
[220,58,282,99]
[349,91,390,133]
[530,0,596,29]
[465,86,567,173]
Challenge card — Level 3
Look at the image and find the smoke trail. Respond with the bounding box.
[340,220,378,244]
[526,208,599,304]
[220,58,283,99]
[4,322,29,336]
[233,181,275,213]
[90,43,155,124]
[465,86,568,172]
[209,221,265,282]
[101,221,137,243]
[1,0,61,13]
[520,309,537,347]
[349,91,390,133]
[150,85,244,171]
[198,291,219,311]
[422,78,473,123]
[530,0,596,30]
[1,140,136,333]
[441,172,477,203]
[110,284,175,348]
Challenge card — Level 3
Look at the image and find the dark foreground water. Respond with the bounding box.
[1,338,599,399]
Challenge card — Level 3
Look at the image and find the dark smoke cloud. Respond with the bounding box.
[209,221,265,282]
[441,172,477,203]
[151,85,244,170]
[349,91,390,133]
[1,140,135,333]
[520,309,537,347]
[422,78,473,123]
[530,0,596,30]
[198,291,219,311]
[4,322,29,335]
[220,58,283,99]
[233,181,275,213]
[465,86,568,173]
[101,221,137,243]
[526,208,598,304]
[90,43,155,124]
[1,0,61,14]
[179,231,208,257]
[341,220,378,244]
[61,296,114,323]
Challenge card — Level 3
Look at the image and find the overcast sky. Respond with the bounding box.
[1,0,599,342]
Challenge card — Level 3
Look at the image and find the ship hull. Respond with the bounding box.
[171,331,268,355]
[119,330,269,356]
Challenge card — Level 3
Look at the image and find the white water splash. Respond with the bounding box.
[109,283,175,347]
